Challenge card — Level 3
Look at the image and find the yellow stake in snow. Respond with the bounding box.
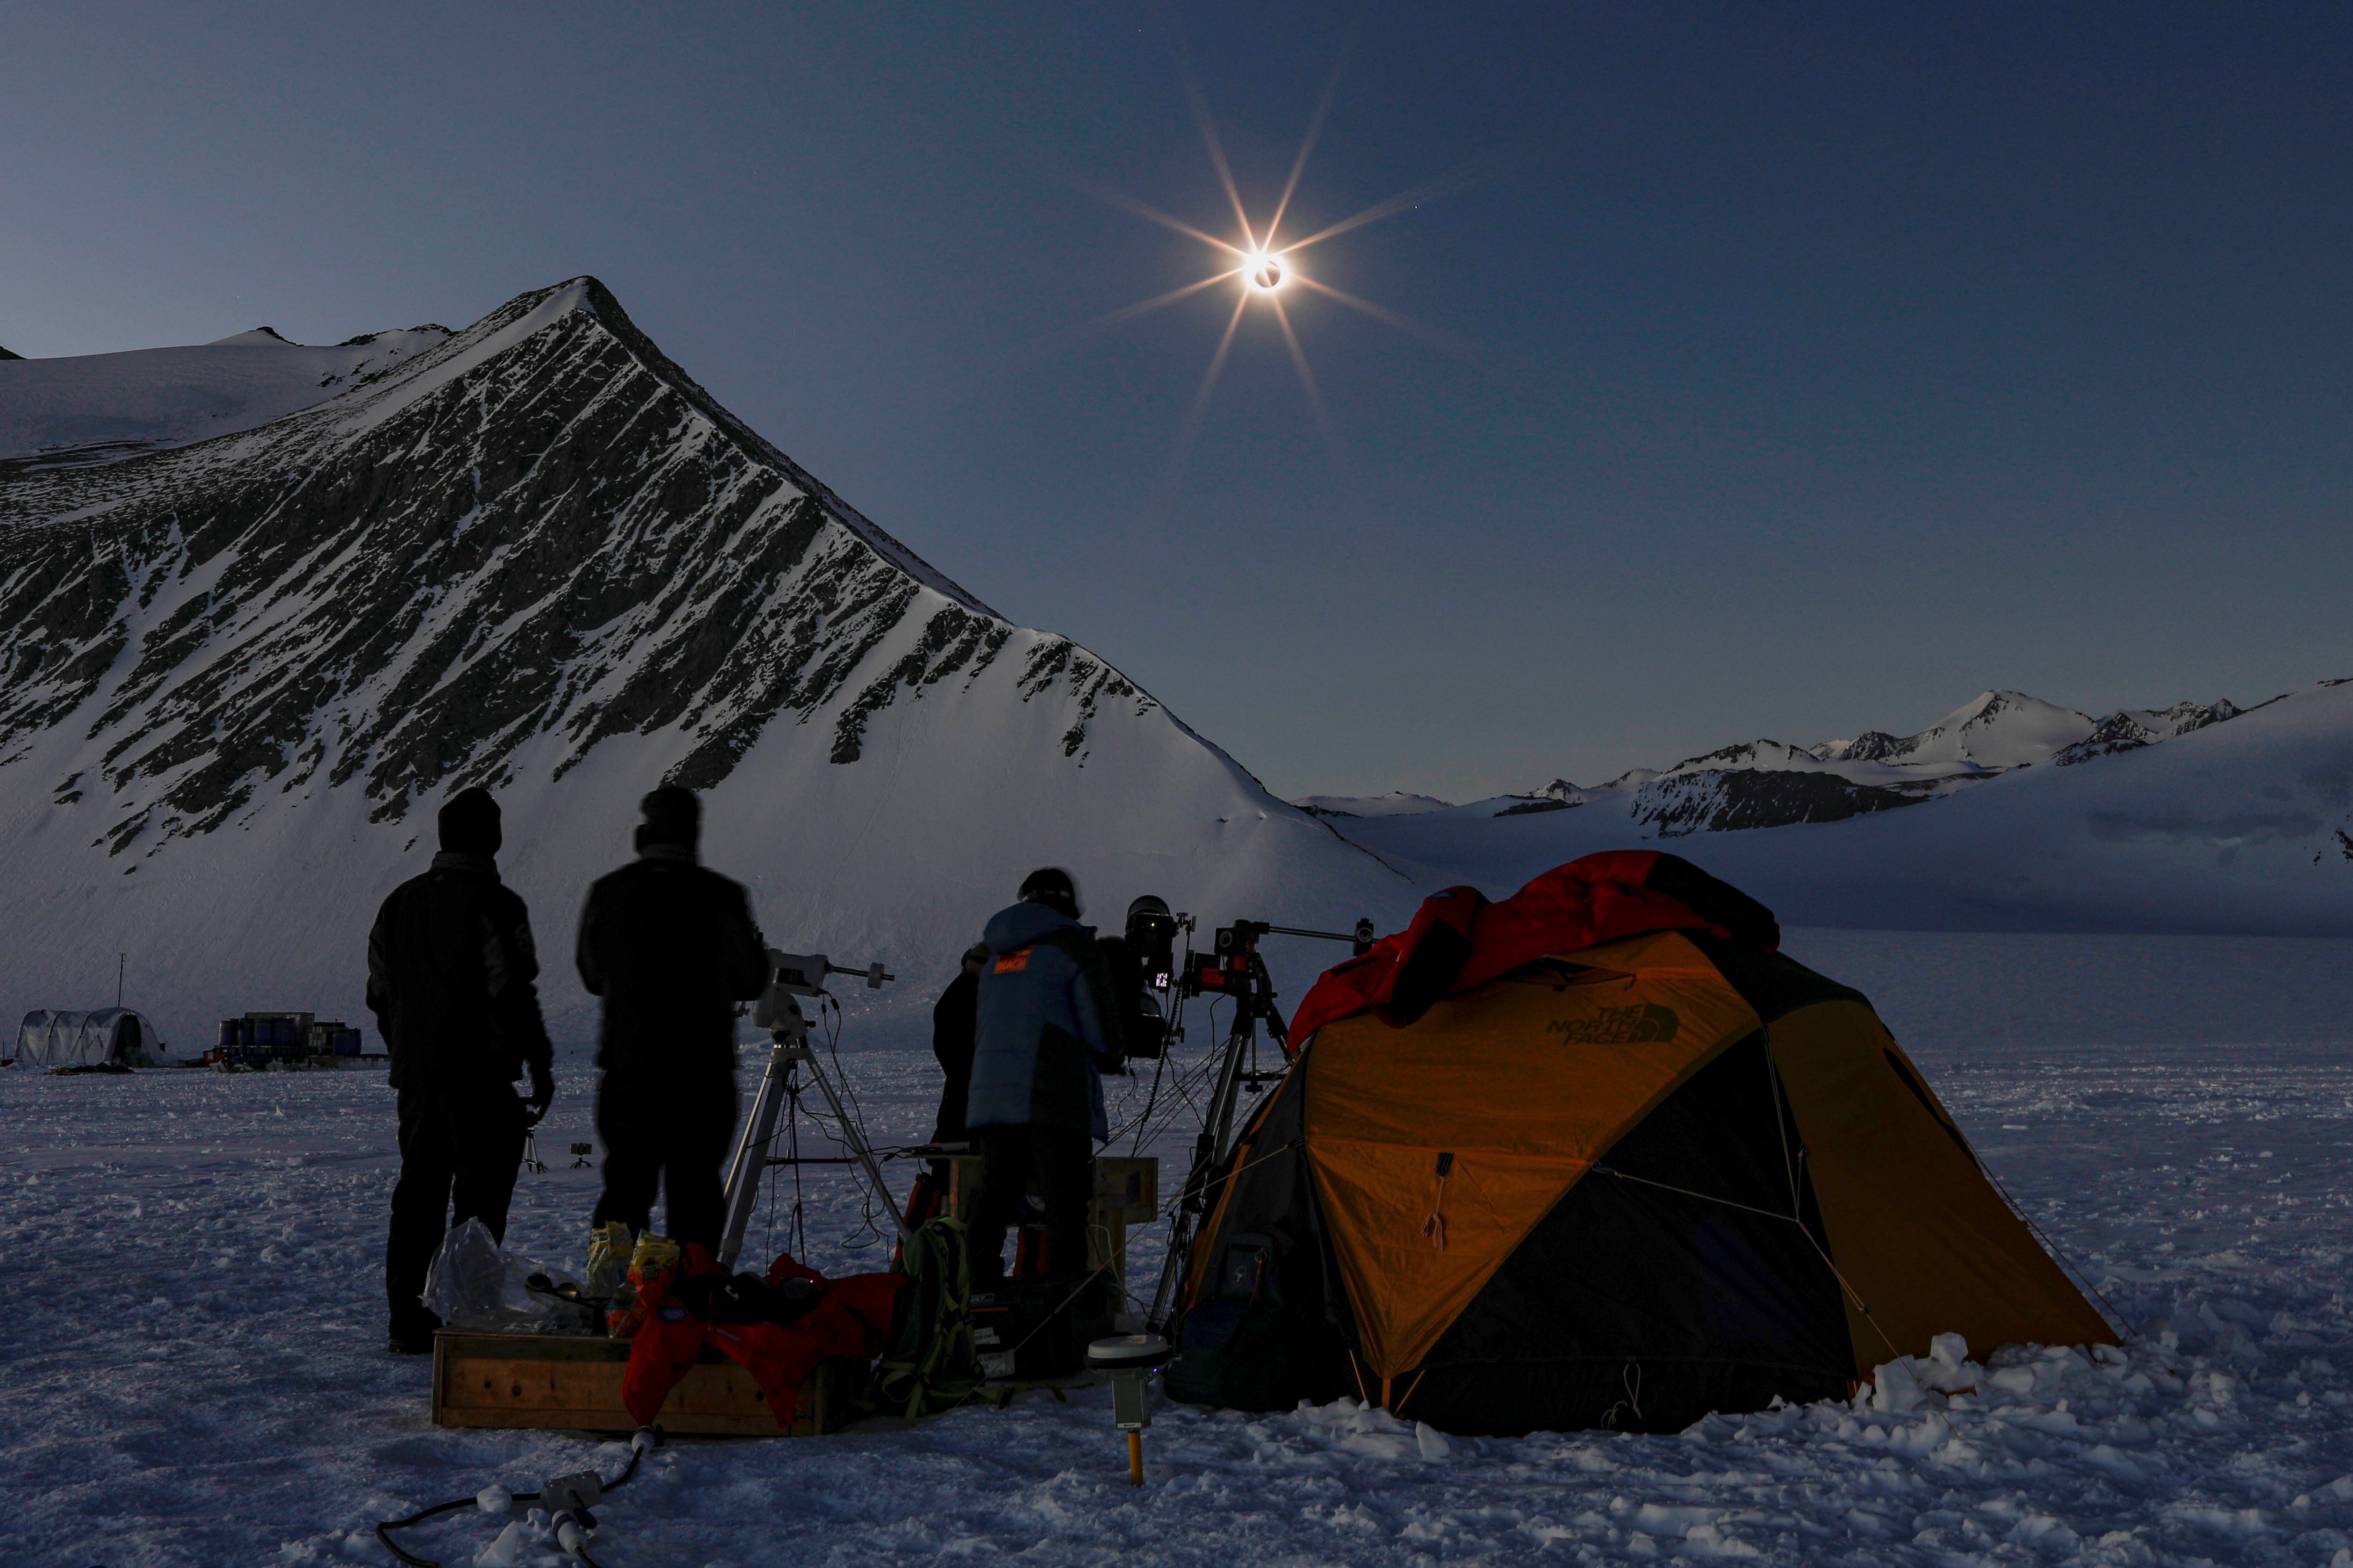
[1088,1335,1170,1487]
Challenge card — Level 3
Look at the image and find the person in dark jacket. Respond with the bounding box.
[577,785,768,1252]
[368,787,555,1354]
[928,943,989,1149]
[965,868,1122,1283]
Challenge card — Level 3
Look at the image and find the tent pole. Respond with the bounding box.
[1146,995,1259,1334]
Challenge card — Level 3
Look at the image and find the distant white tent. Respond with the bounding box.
[13,1009,167,1068]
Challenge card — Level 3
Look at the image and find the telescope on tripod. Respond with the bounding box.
[716,949,903,1271]
[1140,914,1374,1336]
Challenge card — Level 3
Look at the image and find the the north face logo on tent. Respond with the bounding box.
[1547,1003,1680,1043]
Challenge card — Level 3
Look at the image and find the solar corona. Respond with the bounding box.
[1051,63,1478,475]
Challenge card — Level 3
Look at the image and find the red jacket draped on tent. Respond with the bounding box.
[1287,849,1780,1046]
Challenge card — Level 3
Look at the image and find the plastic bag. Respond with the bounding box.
[422,1217,564,1333]
[583,1220,634,1302]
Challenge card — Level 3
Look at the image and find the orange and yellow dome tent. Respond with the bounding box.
[1162,851,2115,1436]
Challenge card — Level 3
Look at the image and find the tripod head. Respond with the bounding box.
[722,947,909,1266]
[1177,922,1287,1040]
[753,949,895,1035]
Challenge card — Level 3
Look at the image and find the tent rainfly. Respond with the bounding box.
[13,1009,167,1069]
[1162,851,2116,1438]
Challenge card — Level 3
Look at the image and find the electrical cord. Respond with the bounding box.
[374,1427,659,1567]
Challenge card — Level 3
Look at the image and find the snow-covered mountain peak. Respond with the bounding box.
[1815,690,2096,770]
[1662,739,1826,776]
[0,275,1404,1042]
[207,327,297,347]
[0,318,458,469]
[1478,687,2270,841]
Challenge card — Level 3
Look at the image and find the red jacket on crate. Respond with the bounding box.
[621,1245,905,1428]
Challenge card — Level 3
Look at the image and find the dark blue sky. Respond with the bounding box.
[7,3,2350,800]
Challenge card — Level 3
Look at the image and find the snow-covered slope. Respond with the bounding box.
[1342,679,2353,935]
[1815,689,2097,770]
[0,278,1407,1045]
[1498,689,2247,838]
[1293,790,1454,819]
[0,325,453,470]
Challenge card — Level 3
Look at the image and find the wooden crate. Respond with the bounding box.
[937,1154,1158,1287]
[431,1331,861,1436]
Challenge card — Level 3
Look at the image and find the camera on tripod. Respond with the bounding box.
[1179,921,1272,999]
[721,946,902,1269]
[1129,907,1179,992]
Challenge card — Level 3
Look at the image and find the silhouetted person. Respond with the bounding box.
[369,786,555,1354]
[577,786,767,1252]
[965,867,1121,1283]
[929,942,989,1150]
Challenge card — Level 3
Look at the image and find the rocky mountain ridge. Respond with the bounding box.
[0,277,1403,1042]
[1507,688,2245,837]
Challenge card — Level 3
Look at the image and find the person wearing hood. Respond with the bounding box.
[964,867,1123,1283]
[576,785,768,1252]
[368,786,556,1355]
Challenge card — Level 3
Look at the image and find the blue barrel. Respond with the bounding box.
[335,1030,361,1056]
[273,1019,294,1049]
[237,1019,255,1048]
[218,1020,237,1050]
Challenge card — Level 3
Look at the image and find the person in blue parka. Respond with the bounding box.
[964,867,1123,1283]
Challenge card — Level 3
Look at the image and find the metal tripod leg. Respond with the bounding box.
[790,1045,914,1248]
[1147,1019,1254,1332]
[717,999,912,1271]
[718,1011,806,1271]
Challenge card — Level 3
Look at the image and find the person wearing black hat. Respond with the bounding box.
[964,867,1123,1283]
[367,786,556,1354]
[576,784,769,1253]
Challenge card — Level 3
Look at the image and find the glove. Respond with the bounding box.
[524,1066,555,1127]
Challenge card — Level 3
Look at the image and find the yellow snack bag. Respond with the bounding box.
[628,1231,682,1292]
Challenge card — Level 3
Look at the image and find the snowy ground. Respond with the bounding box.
[7,929,2353,1568]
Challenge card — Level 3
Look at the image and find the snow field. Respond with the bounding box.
[5,930,2352,1566]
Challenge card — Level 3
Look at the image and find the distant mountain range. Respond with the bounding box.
[3,277,2346,1052]
[1311,681,2353,935]
[1299,689,2246,836]
[0,280,1403,1043]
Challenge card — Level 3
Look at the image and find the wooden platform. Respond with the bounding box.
[431,1331,861,1436]
[937,1153,1159,1284]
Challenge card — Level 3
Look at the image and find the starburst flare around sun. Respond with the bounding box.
[1044,63,1486,487]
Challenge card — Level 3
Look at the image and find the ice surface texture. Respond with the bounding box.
[5,929,2352,1565]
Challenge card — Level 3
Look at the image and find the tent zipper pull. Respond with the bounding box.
[1422,1152,1454,1251]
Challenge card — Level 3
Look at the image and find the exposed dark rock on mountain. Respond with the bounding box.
[1498,691,2252,836]
[0,278,1158,856]
[2052,701,2240,766]
[1628,768,1933,836]
[0,277,1404,1043]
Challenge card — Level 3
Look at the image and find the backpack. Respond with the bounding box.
[868,1216,997,1419]
[1162,1230,1303,1410]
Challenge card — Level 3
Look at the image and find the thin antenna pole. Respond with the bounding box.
[117,953,125,1008]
